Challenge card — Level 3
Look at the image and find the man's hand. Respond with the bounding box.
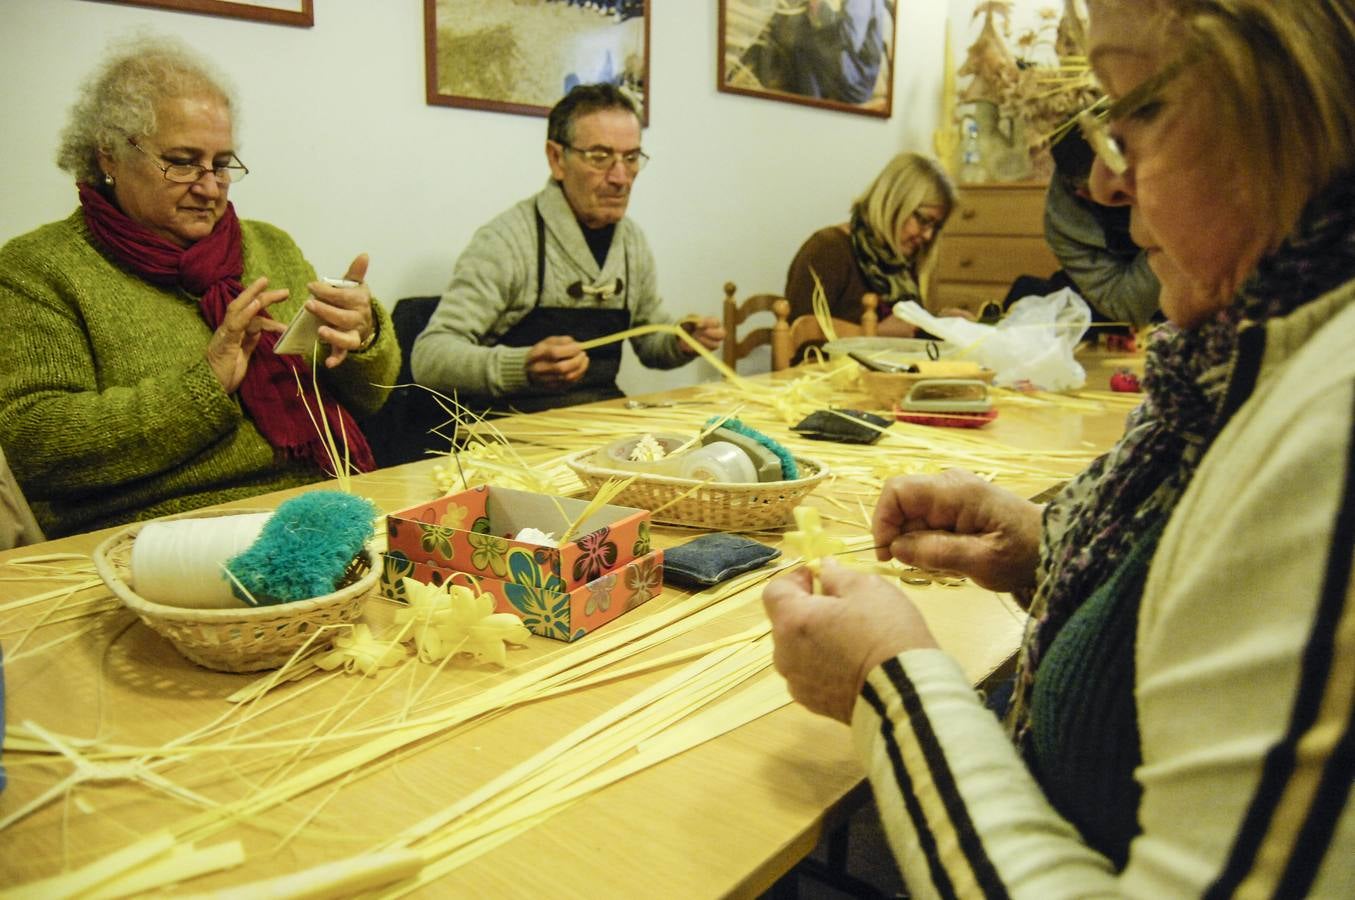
[873,469,1042,594]
[206,276,288,393]
[763,559,938,724]
[678,316,725,355]
[526,336,590,389]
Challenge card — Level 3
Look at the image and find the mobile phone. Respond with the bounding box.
[273,277,358,357]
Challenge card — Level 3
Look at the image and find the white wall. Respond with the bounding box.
[2,0,1039,393]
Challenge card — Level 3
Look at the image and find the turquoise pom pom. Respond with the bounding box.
[225,491,377,605]
[706,417,798,480]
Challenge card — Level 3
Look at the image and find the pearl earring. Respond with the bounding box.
[103,173,115,186]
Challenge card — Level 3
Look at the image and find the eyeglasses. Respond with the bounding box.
[1075,56,1188,177]
[128,139,249,184]
[559,143,649,173]
[911,209,943,233]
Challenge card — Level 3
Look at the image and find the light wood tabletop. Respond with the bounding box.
[0,348,1144,897]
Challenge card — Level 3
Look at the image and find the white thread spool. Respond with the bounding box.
[679,442,758,484]
[130,513,272,609]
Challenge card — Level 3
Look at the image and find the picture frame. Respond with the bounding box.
[718,0,896,118]
[84,0,314,27]
[424,0,650,123]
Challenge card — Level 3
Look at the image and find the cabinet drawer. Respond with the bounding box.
[936,236,1060,283]
[930,281,1011,312]
[948,186,1049,236]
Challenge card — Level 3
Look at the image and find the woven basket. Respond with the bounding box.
[565,450,828,531]
[93,508,379,673]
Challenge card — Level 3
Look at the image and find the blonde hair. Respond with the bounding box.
[1141,1,1355,243]
[853,152,958,292]
[56,35,238,185]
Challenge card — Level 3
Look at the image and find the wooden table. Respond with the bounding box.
[0,349,1143,897]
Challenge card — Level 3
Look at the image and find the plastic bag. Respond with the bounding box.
[890,289,1092,390]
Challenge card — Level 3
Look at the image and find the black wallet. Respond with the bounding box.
[663,533,781,587]
[790,409,891,444]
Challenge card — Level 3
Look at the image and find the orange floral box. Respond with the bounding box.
[381,485,662,641]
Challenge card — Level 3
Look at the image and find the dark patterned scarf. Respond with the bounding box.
[848,204,922,305]
[79,183,374,473]
[1007,172,1355,746]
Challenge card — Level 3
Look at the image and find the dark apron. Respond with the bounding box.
[477,207,631,415]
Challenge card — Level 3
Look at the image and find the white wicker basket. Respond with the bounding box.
[565,450,828,530]
[93,508,378,673]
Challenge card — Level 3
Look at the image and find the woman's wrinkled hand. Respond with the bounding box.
[873,469,1042,594]
[763,559,937,724]
[306,253,375,368]
[206,275,288,393]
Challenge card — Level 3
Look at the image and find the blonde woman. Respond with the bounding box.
[785,151,957,338]
[766,0,1355,894]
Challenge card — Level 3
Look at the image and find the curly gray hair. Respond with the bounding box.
[56,35,238,185]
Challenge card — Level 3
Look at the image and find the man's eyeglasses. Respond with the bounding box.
[128,139,249,184]
[559,143,649,173]
[1075,56,1188,177]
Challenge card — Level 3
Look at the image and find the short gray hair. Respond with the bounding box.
[56,35,238,185]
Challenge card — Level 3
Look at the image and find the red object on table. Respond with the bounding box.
[1109,369,1142,392]
[895,408,1000,429]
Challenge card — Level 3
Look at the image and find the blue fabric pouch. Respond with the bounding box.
[664,533,781,587]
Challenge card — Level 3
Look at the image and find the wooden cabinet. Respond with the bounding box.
[932,182,1059,313]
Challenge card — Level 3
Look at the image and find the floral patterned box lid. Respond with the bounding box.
[385,485,653,592]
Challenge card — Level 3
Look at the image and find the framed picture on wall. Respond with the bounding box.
[718,0,895,118]
[85,0,314,27]
[424,0,650,122]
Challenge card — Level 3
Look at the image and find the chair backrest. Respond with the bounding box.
[0,446,43,550]
[358,296,449,469]
[773,293,880,371]
[721,281,791,372]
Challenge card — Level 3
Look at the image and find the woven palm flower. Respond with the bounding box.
[782,506,845,575]
[394,577,530,667]
[315,624,406,676]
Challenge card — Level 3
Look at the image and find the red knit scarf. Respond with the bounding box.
[78,183,375,473]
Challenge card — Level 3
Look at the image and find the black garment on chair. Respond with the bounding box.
[358,296,451,468]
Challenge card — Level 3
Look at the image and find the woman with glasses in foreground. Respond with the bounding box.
[784,151,959,341]
[765,0,1355,894]
[0,36,398,538]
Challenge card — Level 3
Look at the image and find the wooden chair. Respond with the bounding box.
[355,296,450,468]
[722,282,792,372]
[777,292,880,371]
[0,445,43,550]
[723,283,882,371]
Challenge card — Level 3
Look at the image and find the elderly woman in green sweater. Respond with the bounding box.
[0,37,398,538]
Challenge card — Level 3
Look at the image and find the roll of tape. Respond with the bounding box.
[130,512,272,609]
[679,442,758,484]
